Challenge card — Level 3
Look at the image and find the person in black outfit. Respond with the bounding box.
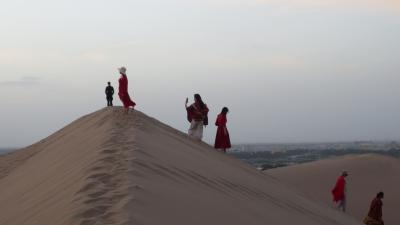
[105,82,114,106]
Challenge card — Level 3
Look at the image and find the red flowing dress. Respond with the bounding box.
[367,198,383,221]
[331,176,346,202]
[214,114,231,150]
[118,74,136,109]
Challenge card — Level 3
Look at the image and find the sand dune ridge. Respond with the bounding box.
[0,107,363,225]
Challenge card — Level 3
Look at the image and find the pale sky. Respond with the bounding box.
[1,0,400,147]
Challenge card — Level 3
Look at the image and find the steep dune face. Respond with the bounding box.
[266,154,400,225]
[0,107,361,225]
[0,108,125,225]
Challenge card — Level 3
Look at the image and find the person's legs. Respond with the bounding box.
[339,201,344,211]
[188,121,197,137]
[188,120,203,140]
[336,202,341,211]
[342,196,346,212]
[337,198,346,212]
[107,96,112,106]
[197,122,203,140]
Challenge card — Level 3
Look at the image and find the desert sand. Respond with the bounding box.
[266,154,399,225]
[0,107,362,225]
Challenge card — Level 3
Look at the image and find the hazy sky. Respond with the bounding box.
[1,0,400,147]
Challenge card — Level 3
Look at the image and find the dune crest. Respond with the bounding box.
[0,107,362,225]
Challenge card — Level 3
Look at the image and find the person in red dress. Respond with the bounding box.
[214,107,231,153]
[364,192,385,225]
[118,67,136,113]
[331,171,348,212]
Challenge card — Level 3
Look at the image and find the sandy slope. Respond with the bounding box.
[0,107,362,225]
[266,154,400,225]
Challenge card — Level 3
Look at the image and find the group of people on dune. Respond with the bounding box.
[105,66,231,153]
[106,67,385,225]
[184,94,231,152]
[105,67,135,110]
[331,171,385,225]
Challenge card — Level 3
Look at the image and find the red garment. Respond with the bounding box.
[331,176,346,202]
[214,114,231,150]
[368,198,383,221]
[186,103,209,121]
[118,74,136,109]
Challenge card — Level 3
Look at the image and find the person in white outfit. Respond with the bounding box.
[185,94,209,141]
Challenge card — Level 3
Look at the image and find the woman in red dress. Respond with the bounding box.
[364,192,384,225]
[118,67,136,113]
[214,107,231,152]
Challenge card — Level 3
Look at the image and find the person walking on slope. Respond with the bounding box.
[185,94,209,141]
[105,82,114,106]
[363,192,385,225]
[331,171,348,212]
[214,107,231,153]
[118,67,136,113]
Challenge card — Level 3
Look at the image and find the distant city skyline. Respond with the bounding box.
[1,0,400,147]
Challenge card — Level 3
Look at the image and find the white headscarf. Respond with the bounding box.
[118,67,127,75]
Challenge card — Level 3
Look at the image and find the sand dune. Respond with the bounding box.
[266,154,400,225]
[0,107,362,225]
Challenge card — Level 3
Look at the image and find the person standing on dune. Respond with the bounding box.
[105,81,114,106]
[214,107,231,153]
[185,94,209,141]
[363,192,385,225]
[118,67,136,113]
[331,171,348,212]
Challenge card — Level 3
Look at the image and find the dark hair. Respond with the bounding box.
[194,94,205,109]
[377,192,384,198]
[221,107,229,115]
[108,82,111,85]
